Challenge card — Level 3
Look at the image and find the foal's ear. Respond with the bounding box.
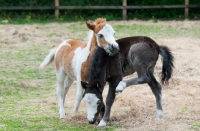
[81,81,88,89]
[86,22,95,31]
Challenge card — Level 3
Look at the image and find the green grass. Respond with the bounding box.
[1,117,107,131]
[191,123,200,131]
[114,24,200,39]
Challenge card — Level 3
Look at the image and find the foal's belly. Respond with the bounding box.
[122,67,135,77]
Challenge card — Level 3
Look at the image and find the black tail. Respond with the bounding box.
[159,45,174,85]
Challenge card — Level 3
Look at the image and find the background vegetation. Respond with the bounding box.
[0,0,200,22]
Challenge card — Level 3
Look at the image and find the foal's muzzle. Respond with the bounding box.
[108,44,119,55]
[88,118,97,124]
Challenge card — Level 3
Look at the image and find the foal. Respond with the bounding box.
[82,36,174,126]
[39,18,119,118]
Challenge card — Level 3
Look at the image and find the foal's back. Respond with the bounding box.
[116,36,160,76]
[55,39,86,79]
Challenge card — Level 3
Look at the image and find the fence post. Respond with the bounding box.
[185,0,189,19]
[122,0,127,20]
[55,0,59,18]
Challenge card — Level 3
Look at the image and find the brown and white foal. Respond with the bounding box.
[39,18,119,119]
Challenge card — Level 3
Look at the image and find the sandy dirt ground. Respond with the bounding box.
[0,20,200,131]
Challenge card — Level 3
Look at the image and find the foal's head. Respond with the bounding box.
[86,18,119,56]
[81,81,104,124]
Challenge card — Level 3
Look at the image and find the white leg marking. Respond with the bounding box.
[63,77,73,108]
[56,68,66,119]
[155,109,163,119]
[98,119,107,127]
[115,81,126,92]
[57,84,66,119]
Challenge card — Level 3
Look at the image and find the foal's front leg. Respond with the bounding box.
[98,78,121,127]
[72,81,83,115]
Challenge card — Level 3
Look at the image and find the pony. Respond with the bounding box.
[81,36,174,126]
[39,18,119,119]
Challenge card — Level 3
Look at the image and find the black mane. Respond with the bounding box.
[88,47,108,88]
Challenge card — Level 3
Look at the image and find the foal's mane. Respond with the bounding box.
[88,47,108,88]
[94,18,106,33]
[95,18,106,24]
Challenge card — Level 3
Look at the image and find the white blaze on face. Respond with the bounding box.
[83,93,99,121]
[96,24,118,53]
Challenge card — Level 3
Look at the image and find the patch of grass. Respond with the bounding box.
[1,117,117,131]
[191,123,200,131]
[114,24,194,39]
[46,33,58,38]
[1,117,100,131]
[181,107,189,113]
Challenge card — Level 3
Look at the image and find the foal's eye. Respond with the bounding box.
[97,34,103,38]
[97,100,101,105]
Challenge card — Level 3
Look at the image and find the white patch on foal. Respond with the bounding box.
[83,93,99,122]
[56,66,67,118]
[71,31,94,115]
[55,40,71,57]
[72,47,82,79]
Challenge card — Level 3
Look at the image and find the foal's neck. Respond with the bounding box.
[90,34,98,51]
[89,47,107,86]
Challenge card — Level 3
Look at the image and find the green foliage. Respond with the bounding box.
[0,0,200,22]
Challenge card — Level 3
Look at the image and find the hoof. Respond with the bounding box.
[115,81,126,92]
[59,108,66,119]
[59,114,66,119]
[97,120,107,127]
[155,110,163,120]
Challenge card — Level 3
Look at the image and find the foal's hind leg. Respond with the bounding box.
[57,68,73,119]
[63,76,73,113]
[56,68,66,118]
[148,67,163,119]
[116,67,151,92]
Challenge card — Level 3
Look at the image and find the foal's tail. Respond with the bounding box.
[39,48,56,71]
[159,46,174,85]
